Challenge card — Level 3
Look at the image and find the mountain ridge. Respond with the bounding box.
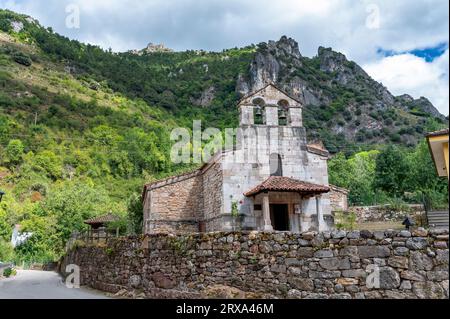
[0,9,447,155]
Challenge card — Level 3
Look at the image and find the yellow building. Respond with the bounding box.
[427,128,449,178]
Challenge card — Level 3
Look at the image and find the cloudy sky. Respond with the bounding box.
[1,0,448,115]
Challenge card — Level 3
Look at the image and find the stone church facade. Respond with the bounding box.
[143,84,344,234]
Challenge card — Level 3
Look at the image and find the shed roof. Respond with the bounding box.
[84,214,120,225]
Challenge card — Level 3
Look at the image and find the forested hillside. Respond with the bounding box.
[0,10,447,264]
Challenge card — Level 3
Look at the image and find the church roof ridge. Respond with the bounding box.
[238,82,302,105]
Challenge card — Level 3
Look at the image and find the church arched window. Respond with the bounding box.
[278,100,289,126]
[278,108,288,126]
[278,99,289,108]
[254,106,264,125]
[253,98,266,125]
[269,153,283,176]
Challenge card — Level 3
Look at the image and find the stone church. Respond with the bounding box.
[143,84,346,234]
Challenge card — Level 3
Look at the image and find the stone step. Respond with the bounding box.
[428,212,449,217]
[428,222,449,227]
[428,218,449,222]
[427,211,448,225]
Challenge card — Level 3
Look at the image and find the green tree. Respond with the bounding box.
[347,150,379,205]
[328,153,353,189]
[0,239,14,262]
[127,192,143,235]
[329,150,380,205]
[33,150,62,179]
[14,214,58,263]
[38,181,110,242]
[0,115,11,145]
[88,125,119,147]
[0,209,11,240]
[405,140,448,209]
[5,139,24,166]
[109,151,133,178]
[121,128,168,174]
[374,145,408,197]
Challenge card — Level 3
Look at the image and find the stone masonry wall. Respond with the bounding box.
[349,204,426,224]
[329,185,348,212]
[61,229,448,299]
[202,162,224,232]
[145,174,203,234]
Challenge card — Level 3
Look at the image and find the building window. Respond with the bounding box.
[270,153,283,176]
[254,106,264,125]
[278,100,289,126]
[252,98,266,125]
[278,108,288,126]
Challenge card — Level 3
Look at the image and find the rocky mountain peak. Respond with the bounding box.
[397,94,414,103]
[317,46,349,72]
[269,35,302,59]
[235,35,445,146]
[144,42,173,53]
[237,36,303,94]
[129,42,173,55]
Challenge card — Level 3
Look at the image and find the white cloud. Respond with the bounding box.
[363,50,449,115]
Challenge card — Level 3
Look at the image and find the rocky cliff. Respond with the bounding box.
[237,36,446,150]
[0,9,447,153]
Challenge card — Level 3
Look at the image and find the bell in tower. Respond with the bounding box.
[278,108,288,126]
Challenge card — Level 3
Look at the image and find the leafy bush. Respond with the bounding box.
[127,192,143,235]
[0,240,15,262]
[334,211,357,230]
[387,197,410,212]
[2,267,17,278]
[12,52,32,67]
[389,133,401,142]
[0,18,12,32]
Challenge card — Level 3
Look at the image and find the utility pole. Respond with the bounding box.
[34,112,38,126]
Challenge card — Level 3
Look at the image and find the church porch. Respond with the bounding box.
[244,176,331,232]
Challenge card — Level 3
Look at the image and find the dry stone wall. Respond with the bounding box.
[349,204,426,224]
[61,229,448,299]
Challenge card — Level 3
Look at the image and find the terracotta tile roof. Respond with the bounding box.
[84,214,120,225]
[244,176,330,197]
[427,128,449,137]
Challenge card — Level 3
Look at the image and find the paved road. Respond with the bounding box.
[0,270,109,299]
